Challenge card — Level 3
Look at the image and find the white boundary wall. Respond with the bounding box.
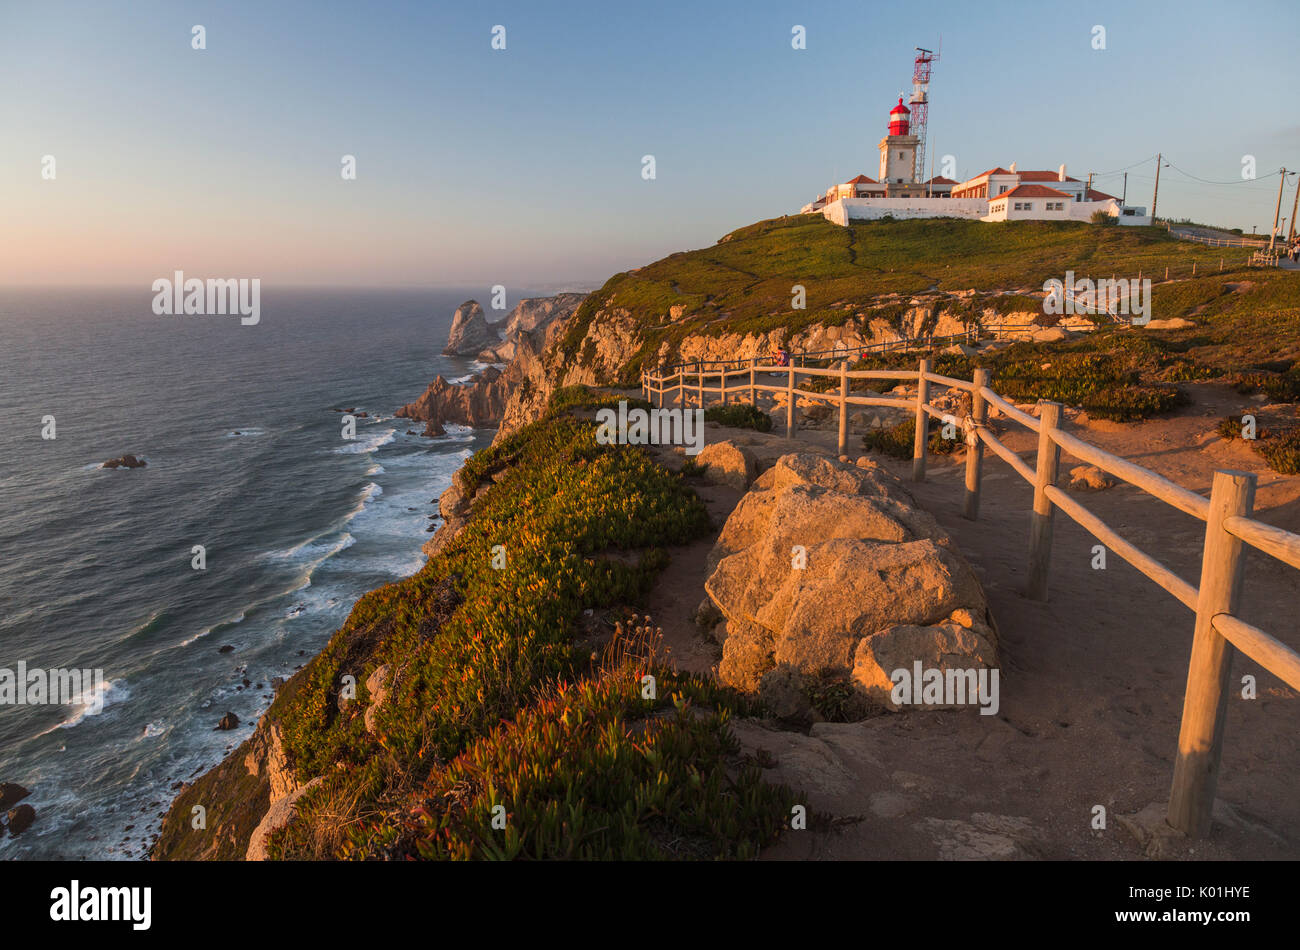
[823,197,994,225]
[822,196,1152,227]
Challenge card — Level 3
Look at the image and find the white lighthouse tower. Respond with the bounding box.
[878,97,919,193]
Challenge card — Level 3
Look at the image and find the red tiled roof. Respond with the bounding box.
[968,167,1014,181]
[847,174,877,184]
[997,184,1071,199]
[1018,170,1081,182]
[1086,188,1119,201]
[925,176,958,185]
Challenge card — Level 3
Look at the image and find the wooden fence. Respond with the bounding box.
[642,357,1300,840]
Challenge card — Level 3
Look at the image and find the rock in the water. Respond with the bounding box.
[0,783,30,812]
[395,366,508,436]
[218,645,234,654]
[215,711,239,731]
[442,300,502,357]
[696,440,757,491]
[103,454,147,469]
[6,803,36,836]
[702,453,994,714]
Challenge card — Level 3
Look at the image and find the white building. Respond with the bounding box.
[802,97,1151,226]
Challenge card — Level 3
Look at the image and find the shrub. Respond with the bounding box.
[1258,429,1300,475]
[703,402,773,432]
[861,416,959,458]
[1090,210,1116,226]
[1079,385,1187,422]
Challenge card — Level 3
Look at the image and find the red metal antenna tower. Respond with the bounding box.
[909,46,939,184]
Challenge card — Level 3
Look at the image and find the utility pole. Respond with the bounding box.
[1086,172,1095,197]
[1122,172,1128,204]
[1269,168,1287,251]
[1151,153,1163,223]
[1289,173,1300,243]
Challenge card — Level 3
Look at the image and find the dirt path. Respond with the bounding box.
[635,382,1300,859]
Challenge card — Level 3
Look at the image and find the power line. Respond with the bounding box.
[1090,154,1159,178]
[1163,160,1287,186]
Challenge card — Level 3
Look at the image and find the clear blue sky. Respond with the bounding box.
[2,0,1297,288]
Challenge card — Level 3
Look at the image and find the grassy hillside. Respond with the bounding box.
[556,215,1299,388]
[155,389,796,860]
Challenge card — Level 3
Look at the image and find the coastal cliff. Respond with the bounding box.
[153,214,1299,861]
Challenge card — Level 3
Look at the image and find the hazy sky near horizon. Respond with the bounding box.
[3,0,1298,289]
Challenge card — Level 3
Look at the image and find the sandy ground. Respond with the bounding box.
[625,380,1300,860]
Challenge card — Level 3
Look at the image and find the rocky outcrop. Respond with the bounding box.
[5,803,36,836]
[401,294,589,439]
[477,293,587,362]
[696,440,758,491]
[396,366,510,436]
[702,453,996,717]
[442,300,502,357]
[423,477,472,558]
[0,783,29,812]
[246,777,321,861]
[103,454,147,469]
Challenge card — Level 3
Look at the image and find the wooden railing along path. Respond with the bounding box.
[642,357,1300,840]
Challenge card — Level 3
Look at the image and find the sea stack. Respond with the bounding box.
[442,300,502,357]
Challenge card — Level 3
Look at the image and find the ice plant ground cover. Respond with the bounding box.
[201,387,800,859]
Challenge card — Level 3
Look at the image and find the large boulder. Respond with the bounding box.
[703,453,995,714]
[442,300,502,357]
[696,440,757,491]
[853,619,999,710]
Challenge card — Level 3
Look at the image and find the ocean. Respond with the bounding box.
[0,287,502,859]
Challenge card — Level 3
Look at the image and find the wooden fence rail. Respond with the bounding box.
[641,357,1300,840]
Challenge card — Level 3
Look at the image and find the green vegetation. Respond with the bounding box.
[1259,430,1300,475]
[1217,415,1300,475]
[862,416,962,458]
[703,403,773,432]
[848,331,1219,421]
[555,214,1277,385]
[354,672,793,859]
[219,387,794,859]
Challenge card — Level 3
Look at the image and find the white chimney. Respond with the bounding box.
[1058,163,1067,182]
[1009,161,1017,174]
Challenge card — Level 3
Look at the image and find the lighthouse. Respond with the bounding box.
[878,96,919,191]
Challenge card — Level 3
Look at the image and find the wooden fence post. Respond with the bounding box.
[1026,401,1063,600]
[719,367,727,407]
[837,360,849,456]
[697,362,704,410]
[912,358,931,482]
[749,359,756,407]
[785,366,796,439]
[963,367,991,520]
[1167,469,1256,838]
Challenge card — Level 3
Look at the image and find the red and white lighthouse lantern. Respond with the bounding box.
[888,97,911,136]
